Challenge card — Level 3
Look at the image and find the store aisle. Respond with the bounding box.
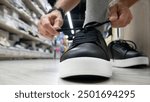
[0,59,150,85]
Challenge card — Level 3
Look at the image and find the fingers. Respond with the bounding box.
[38,11,63,39]
[117,9,132,27]
[53,18,63,30]
[42,15,58,35]
[109,5,118,22]
[108,3,133,28]
[38,23,55,40]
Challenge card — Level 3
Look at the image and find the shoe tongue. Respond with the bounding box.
[75,29,98,40]
[71,28,103,47]
[84,22,100,29]
[84,21,110,30]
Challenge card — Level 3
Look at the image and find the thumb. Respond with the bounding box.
[53,18,63,30]
[109,6,118,22]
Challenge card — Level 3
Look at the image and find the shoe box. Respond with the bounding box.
[0,5,19,28]
[16,18,31,32]
[36,0,52,12]
[7,0,31,16]
[0,29,23,48]
[0,30,10,47]
[0,5,11,23]
[0,29,33,50]
[0,5,19,19]
[30,24,39,37]
[31,12,39,25]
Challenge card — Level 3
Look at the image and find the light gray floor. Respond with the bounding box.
[0,59,150,85]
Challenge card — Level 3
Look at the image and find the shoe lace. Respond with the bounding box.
[57,20,110,32]
[58,20,110,47]
[116,40,137,51]
[109,39,138,59]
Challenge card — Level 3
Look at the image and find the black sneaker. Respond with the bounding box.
[59,22,112,78]
[108,40,149,67]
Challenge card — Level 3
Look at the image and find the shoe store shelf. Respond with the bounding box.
[0,0,54,59]
[22,0,45,16]
[0,0,37,26]
[0,46,53,59]
[36,0,48,13]
[0,20,51,47]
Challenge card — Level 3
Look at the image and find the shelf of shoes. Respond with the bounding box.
[0,20,52,47]
[22,0,45,16]
[35,0,52,13]
[0,45,53,59]
[0,24,53,58]
[0,0,37,26]
[36,0,47,13]
[0,28,53,59]
[0,0,52,44]
[0,11,51,46]
[0,0,54,59]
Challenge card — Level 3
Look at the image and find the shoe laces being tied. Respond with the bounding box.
[57,20,111,47]
[57,20,111,33]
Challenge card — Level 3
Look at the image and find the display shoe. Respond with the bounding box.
[59,21,112,78]
[108,40,149,67]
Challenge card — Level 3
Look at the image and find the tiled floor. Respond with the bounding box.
[0,59,150,85]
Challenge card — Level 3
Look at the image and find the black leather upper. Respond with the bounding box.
[60,28,110,62]
[108,40,145,59]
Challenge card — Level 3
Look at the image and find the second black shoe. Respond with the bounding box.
[108,40,149,67]
[59,22,112,78]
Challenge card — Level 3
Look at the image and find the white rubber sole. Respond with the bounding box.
[111,57,149,67]
[59,57,112,78]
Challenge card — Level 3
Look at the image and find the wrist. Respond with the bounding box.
[48,7,65,19]
[118,0,129,7]
[118,0,138,8]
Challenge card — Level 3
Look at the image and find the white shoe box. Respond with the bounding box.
[0,12,4,21]
[0,5,19,25]
[5,15,18,28]
[31,12,39,25]
[0,30,9,39]
[0,5,11,16]
[31,24,38,36]
[0,5,16,27]
[0,5,19,18]
[0,5,7,20]
[0,30,10,46]
[12,10,19,19]
[14,18,30,32]
[8,0,31,16]
[9,33,20,42]
[36,0,52,12]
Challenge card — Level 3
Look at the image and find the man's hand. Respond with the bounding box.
[108,1,133,27]
[38,10,63,39]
